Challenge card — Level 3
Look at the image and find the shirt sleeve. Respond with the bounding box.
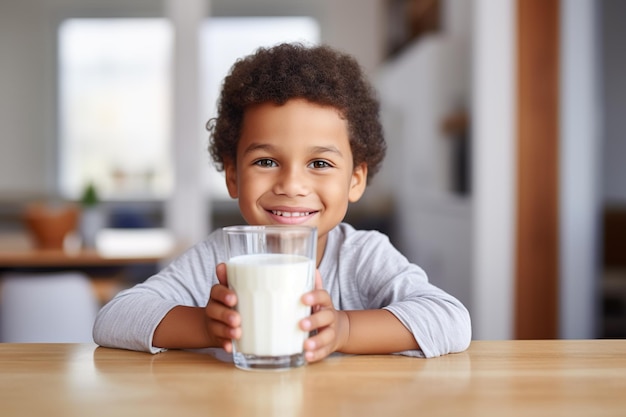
[344,229,472,358]
[92,235,224,353]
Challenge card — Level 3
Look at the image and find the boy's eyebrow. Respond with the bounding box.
[242,143,345,158]
[309,145,344,157]
[242,142,274,155]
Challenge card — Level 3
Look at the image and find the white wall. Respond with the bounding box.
[471,0,516,340]
[559,0,602,339]
[0,1,49,195]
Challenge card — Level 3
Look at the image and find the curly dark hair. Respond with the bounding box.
[207,43,386,181]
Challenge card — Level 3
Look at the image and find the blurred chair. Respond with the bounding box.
[0,272,99,343]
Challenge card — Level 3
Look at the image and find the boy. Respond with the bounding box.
[93,43,471,360]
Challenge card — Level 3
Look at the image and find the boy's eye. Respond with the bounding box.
[309,160,331,169]
[254,159,277,168]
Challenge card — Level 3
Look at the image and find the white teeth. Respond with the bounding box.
[272,210,310,217]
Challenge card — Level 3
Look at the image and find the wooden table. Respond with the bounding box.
[0,246,181,303]
[0,229,182,269]
[0,247,172,268]
[1,340,625,416]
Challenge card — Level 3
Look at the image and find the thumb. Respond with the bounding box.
[216,263,228,286]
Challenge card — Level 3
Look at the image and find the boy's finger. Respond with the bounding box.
[304,330,334,363]
[210,284,237,307]
[216,263,228,286]
[301,289,331,307]
[301,308,334,331]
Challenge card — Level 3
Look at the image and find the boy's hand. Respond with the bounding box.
[205,263,241,352]
[300,270,349,363]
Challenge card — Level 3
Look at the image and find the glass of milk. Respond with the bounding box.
[223,225,317,371]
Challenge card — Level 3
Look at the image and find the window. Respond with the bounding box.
[58,19,173,200]
[57,16,319,202]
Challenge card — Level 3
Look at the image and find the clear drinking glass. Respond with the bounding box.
[222,225,317,371]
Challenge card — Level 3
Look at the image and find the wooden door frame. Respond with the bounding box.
[515,0,560,339]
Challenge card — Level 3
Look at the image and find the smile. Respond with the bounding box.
[271,210,311,217]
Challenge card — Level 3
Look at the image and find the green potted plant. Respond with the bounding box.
[81,182,99,207]
[79,182,106,248]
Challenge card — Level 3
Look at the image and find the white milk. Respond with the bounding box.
[227,253,313,357]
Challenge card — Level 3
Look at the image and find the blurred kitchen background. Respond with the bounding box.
[0,0,624,341]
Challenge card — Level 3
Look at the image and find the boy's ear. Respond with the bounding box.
[223,159,239,199]
[348,163,368,203]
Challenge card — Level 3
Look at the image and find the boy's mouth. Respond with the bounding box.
[270,210,312,217]
[267,208,318,224]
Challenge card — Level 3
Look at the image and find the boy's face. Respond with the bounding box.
[224,98,367,258]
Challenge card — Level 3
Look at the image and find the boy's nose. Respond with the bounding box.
[273,167,309,197]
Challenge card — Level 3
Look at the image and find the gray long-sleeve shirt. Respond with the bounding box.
[93,223,471,358]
